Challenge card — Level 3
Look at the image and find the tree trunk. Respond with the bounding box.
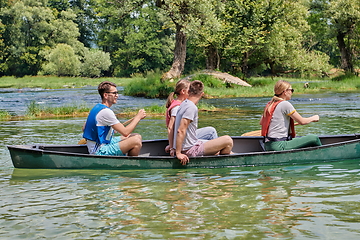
[337,31,354,73]
[240,51,249,77]
[205,44,219,70]
[161,24,187,81]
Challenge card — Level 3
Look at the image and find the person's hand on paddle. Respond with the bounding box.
[176,152,189,165]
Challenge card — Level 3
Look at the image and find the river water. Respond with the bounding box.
[1,86,360,239]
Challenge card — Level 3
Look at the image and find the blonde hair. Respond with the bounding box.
[165,79,190,108]
[263,80,291,115]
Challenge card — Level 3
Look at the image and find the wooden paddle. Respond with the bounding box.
[241,123,299,137]
[78,117,134,144]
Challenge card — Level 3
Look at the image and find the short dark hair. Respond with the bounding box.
[98,81,117,99]
[189,80,204,96]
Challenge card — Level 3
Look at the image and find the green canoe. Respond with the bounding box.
[7,134,360,170]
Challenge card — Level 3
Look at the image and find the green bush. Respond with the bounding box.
[193,74,225,88]
[40,44,81,77]
[81,49,112,78]
[124,71,173,98]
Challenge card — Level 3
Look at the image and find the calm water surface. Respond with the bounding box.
[1,86,360,239]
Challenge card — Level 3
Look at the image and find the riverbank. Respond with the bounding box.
[1,74,359,120]
[0,76,131,89]
[1,74,359,97]
[0,101,218,121]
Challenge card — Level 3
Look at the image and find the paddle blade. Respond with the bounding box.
[241,130,261,136]
[78,138,87,144]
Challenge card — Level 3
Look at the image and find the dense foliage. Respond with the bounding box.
[0,0,359,78]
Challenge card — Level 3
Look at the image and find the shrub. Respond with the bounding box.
[81,49,112,78]
[193,74,225,88]
[40,44,81,76]
[125,71,173,98]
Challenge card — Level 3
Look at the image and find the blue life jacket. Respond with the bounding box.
[83,104,113,144]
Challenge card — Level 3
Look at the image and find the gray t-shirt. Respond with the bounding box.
[267,101,296,138]
[173,99,198,151]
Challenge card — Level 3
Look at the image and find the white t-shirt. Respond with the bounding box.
[267,101,296,138]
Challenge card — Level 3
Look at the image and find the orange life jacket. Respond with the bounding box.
[261,100,296,138]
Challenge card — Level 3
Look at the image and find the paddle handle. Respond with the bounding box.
[122,117,134,126]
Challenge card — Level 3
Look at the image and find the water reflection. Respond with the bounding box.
[4,162,360,239]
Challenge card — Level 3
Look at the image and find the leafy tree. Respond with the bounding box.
[49,0,98,48]
[98,0,223,78]
[70,0,98,48]
[0,21,6,74]
[95,0,173,77]
[220,0,330,77]
[1,1,54,76]
[328,0,360,73]
[308,0,360,74]
[261,0,331,76]
[0,0,11,8]
[48,0,70,11]
[40,43,81,76]
[0,0,84,76]
[185,1,225,70]
[155,0,221,80]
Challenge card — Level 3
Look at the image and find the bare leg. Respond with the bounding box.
[203,135,233,155]
[119,133,142,156]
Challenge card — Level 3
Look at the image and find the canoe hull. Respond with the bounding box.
[7,135,360,170]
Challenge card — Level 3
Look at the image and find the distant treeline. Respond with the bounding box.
[0,0,359,79]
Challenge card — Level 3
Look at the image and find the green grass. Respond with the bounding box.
[1,74,360,98]
[0,76,132,89]
[0,110,11,120]
[124,71,173,98]
[25,101,90,119]
[119,101,217,117]
[206,76,360,98]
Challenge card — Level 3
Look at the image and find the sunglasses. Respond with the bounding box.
[106,91,119,95]
[287,89,294,93]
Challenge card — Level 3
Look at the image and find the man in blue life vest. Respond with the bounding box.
[83,81,146,156]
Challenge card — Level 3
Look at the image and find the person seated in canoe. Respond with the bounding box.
[165,79,218,156]
[83,81,146,156]
[260,80,322,151]
[173,80,233,165]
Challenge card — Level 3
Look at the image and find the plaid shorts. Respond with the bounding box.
[184,141,205,157]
